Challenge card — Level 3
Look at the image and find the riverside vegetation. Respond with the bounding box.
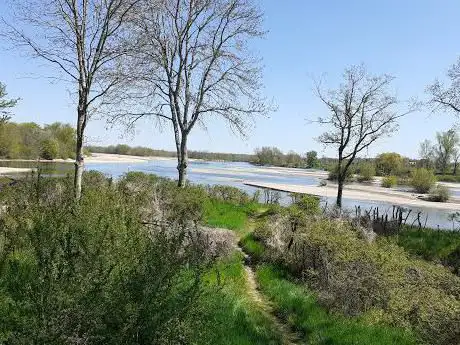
[1,172,459,344]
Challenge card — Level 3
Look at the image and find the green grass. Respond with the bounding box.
[395,227,460,272]
[240,233,265,261]
[188,253,283,344]
[256,265,417,345]
[204,200,259,234]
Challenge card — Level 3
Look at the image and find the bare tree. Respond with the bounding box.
[419,139,435,169]
[428,57,460,117]
[111,0,269,187]
[2,0,139,199]
[0,81,19,124]
[315,65,416,207]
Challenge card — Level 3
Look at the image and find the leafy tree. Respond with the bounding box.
[305,150,319,168]
[315,65,416,207]
[434,129,459,173]
[375,152,404,176]
[40,138,59,160]
[0,82,19,124]
[255,147,284,166]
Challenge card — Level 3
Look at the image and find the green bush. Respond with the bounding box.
[381,175,397,188]
[411,168,437,193]
[255,214,460,345]
[328,163,354,182]
[257,265,417,345]
[39,138,59,160]
[428,184,450,202]
[205,184,250,204]
[436,175,460,183]
[0,175,216,344]
[357,162,376,182]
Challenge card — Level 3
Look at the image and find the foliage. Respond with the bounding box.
[434,129,459,173]
[0,82,19,123]
[87,144,256,162]
[253,214,460,345]
[205,185,250,204]
[436,174,460,182]
[39,138,59,160]
[257,265,417,345]
[411,168,437,193]
[290,193,321,215]
[381,175,397,188]
[375,152,403,176]
[306,150,320,168]
[357,162,376,182]
[327,163,354,181]
[0,174,220,344]
[396,227,460,275]
[0,121,75,159]
[428,184,450,202]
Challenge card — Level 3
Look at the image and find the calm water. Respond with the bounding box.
[86,159,460,230]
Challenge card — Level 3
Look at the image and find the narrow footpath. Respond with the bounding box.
[237,245,302,345]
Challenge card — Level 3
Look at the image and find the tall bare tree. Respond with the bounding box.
[111,0,268,187]
[315,65,416,207]
[2,0,139,199]
[428,57,460,117]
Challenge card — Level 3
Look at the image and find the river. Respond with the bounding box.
[85,159,460,230]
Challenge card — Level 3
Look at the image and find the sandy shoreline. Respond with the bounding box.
[0,167,34,175]
[85,153,176,163]
[244,181,460,211]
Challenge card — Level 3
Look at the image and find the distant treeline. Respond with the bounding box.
[254,147,322,168]
[0,121,75,160]
[88,144,328,168]
[87,144,256,162]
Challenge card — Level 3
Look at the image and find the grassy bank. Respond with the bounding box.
[395,226,460,274]
[191,254,283,344]
[256,265,417,345]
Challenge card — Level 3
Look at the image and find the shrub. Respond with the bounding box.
[357,162,376,182]
[205,184,250,204]
[0,175,217,344]
[256,214,460,345]
[39,138,59,160]
[436,175,460,183]
[381,175,397,188]
[328,163,354,182]
[428,184,450,202]
[411,168,436,193]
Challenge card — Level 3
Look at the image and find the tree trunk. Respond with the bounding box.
[336,178,344,208]
[336,156,344,208]
[74,107,85,200]
[454,160,458,175]
[177,133,188,188]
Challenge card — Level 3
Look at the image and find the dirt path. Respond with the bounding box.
[237,247,302,345]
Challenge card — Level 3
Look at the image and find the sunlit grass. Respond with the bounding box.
[256,265,417,345]
[189,253,282,345]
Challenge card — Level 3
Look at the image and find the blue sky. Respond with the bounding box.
[1,0,459,158]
